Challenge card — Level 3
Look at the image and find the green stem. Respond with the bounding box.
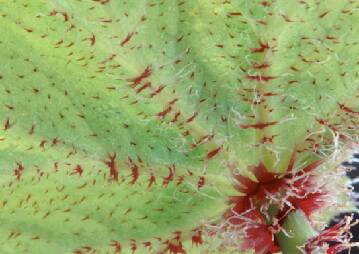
[276,209,317,254]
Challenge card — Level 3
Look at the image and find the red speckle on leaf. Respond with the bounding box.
[49,10,70,22]
[51,137,60,146]
[326,35,337,40]
[257,20,268,26]
[319,11,330,18]
[110,240,122,253]
[39,140,47,150]
[14,162,25,181]
[260,1,271,7]
[124,208,132,216]
[65,42,75,48]
[182,130,190,137]
[143,241,152,250]
[120,32,135,47]
[171,111,181,123]
[100,54,117,65]
[128,157,139,185]
[130,240,137,254]
[53,162,59,171]
[239,121,278,129]
[98,18,112,23]
[207,146,222,159]
[168,98,178,105]
[197,176,205,189]
[4,104,14,110]
[227,12,242,16]
[280,14,293,22]
[49,10,57,16]
[176,35,184,43]
[93,0,111,4]
[246,75,276,82]
[191,229,203,246]
[157,100,177,119]
[191,134,214,148]
[185,112,198,123]
[263,92,278,97]
[253,62,270,69]
[136,82,151,94]
[61,12,69,22]
[149,85,165,98]
[250,42,269,53]
[29,124,36,135]
[157,106,172,119]
[104,153,119,182]
[164,232,186,254]
[55,39,64,46]
[137,155,143,164]
[148,173,156,188]
[129,66,152,87]
[288,80,298,84]
[163,165,175,187]
[176,175,185,186]
[73,246,94,254]
[261,135,277,144]
[3,118,12,131]
[70,164,83,177]
[338,103,359,116]
[89,33,96,46]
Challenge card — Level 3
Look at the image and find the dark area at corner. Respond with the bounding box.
[335,153,359,254]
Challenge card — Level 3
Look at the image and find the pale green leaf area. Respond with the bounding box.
[0,0,358,253]
[0,170,228,253]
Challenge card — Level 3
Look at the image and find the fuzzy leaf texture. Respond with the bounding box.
[0,0,358,254]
